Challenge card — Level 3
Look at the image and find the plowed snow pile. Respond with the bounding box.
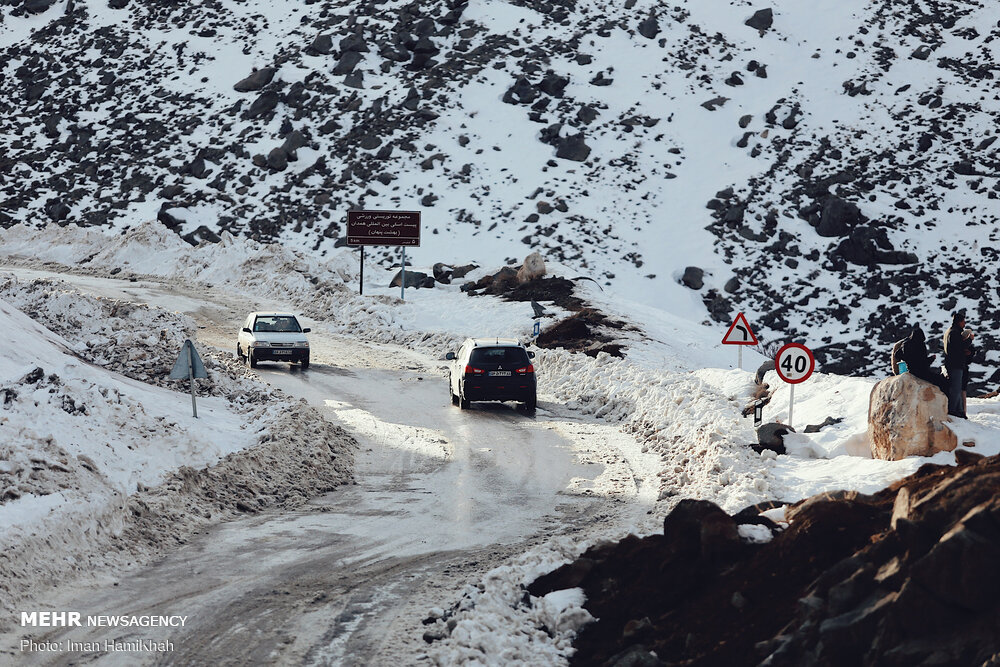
[0,283,355,625]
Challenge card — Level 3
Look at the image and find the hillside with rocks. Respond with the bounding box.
[530,451,1000,666]
[3,0,1000,385]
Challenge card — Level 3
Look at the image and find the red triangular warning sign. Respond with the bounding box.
[722,312,758,345]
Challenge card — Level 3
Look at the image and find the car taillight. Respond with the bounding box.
[465,365,484,375]
[515,365,534,374]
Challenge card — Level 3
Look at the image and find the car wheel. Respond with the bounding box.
[236,344,242,361]
[523,394,537,414]
[459,392,470,410]
[450,375,459,405]
[301,356,310,370]
[249,350,258,368]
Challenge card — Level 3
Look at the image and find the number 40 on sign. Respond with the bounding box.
[774,343,815,429]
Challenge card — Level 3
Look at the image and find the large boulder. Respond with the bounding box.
[389,270,435,289]
[517,252,546,284]
[233,67,276,92]
[868,374,957,460]
[816,197,863,237]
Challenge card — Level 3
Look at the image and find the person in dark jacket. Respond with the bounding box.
[943,311,967,418]
[898,325,946,390]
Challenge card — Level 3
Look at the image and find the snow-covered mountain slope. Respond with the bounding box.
[2,0,999,384]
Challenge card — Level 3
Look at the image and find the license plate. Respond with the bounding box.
[488,370,511,377]
[273,349,292,355]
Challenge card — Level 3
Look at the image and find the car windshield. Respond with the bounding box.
[253,316,302,333]
[469,346,529,366]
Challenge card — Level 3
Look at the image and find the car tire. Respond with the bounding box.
[450,375,459,405]
[301,356,310,370]
[249,350,258,368]
[523,394,537,414]
[459,388,470,410]
[236,344,242,361]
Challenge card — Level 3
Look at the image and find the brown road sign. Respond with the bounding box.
[347,210,421,246]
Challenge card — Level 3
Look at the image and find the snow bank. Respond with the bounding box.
[0,284,356,624]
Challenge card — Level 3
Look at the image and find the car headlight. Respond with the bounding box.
[252,341,270,347]
[294,341,309,348]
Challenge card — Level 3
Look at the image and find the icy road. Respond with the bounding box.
[5,269,660,666]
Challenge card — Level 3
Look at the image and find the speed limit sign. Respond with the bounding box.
[774,343,814,429]
[775,343,815,384]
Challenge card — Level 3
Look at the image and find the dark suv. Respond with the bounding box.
[447,338,536,413]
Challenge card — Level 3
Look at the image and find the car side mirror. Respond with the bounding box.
[445,352,456,360]
[242,327,252,333]
[302,328,311,333]
[527,351,535,358]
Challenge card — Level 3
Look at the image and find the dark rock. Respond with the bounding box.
[309,34,333,55]
[24,0,57,14]
[817,197,864,237]
[389,270,434,289]
[432,263,453,284]
[538,72,569,97]
[804,416,843,433]
[340,33,368,53]
[701,96,729,111]
[234,67,276,92]
[246,90,280,118]
[282,130,307,155]
[46,199,70,222]
[266,147,288,171]
[333,51,364,76]
[638,11,659,39]
[590,72,614,86]
[724,277,741,293]
[157,203,185,230]
[503,76,538,104]
[343,71,364,88]
[577,105,599,124]
[953,161,976,176]
[745,8,774,32]
[181,225,221,246]
[555,134,591,162]
[755,422,793,454]
[662,499,740,560]
[681,266,704,290]
[188,157,208,179]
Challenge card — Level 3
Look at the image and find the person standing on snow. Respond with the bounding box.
[943,310,968,418]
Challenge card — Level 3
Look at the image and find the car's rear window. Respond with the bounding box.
[469,346,529,366]
[253,316,302,333]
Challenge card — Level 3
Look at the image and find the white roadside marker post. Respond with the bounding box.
[788,384,794,430]
[401,247,406,301]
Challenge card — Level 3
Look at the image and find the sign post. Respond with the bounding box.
[773,342,815,429]
[722,312,759,369]
[169,339,208,418]
[401,247,406,300]
[347,210,421,300]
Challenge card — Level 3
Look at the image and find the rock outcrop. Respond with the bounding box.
[516,252,546,284]
[529,453,1000,666]
[868,373,957,460]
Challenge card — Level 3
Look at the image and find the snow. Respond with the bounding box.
[4,218,1000,661]
[0,273,355,621]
